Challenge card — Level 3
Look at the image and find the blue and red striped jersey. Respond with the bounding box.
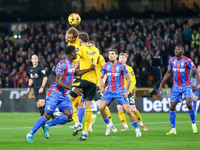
[101,61,128,91]
[168,56,196,87]
[49,59,76,96]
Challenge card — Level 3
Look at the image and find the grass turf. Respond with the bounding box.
[0,112,199,150]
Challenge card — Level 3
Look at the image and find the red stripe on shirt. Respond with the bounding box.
[62,60,69,96]
[104,64,109,88]
[170,59,175,85]
[184,60,190,86]
[120,65,125,91]
[111,65,116,91]
[177,62,182,87]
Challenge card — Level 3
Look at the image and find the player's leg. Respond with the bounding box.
[26,91,57,142]
[77,96,85,126]
[185,87,198,133]
[166,86,182,135]
[122,103,141,137]
[72,96,81,126]
[130,105,148,131]
[193,91,199,115]
[116,99,129,131]
[129,93,148,131]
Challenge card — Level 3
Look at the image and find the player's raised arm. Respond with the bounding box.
[74,64,96,76]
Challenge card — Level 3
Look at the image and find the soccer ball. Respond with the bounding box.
[68,13,81,26]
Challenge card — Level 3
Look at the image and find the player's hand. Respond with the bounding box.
[75,60,80,69]
[123,92,129,99]
[72,87,83,96]
[159,84,163,92]
[90,64,96,71]
[27,87,30,92]
[105,86,108,92]
[38,87,44,94]
[100,86,104,93]
[52,66,56,71]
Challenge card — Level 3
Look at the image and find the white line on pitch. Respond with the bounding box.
[0,120,200,130]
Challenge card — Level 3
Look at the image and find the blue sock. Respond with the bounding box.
[169,111,176,128]
[77,107,85,124]
[103,117,110,124]
[132,121,139,129]
[47,115,72,127]
[189,109,196,124]
[193,100,197,112]
[29,116,47,136]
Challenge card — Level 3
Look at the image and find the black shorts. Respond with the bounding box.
[34,87,46,102]
[115,93,135,105]
[69,78,96,100]
[93,86,102,101]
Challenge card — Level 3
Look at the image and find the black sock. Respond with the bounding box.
[38,106,45,116]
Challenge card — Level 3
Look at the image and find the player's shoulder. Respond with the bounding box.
[183,56,192,62]
[118,61,126,67]
[29,66,33,70]
[169,56,176,61]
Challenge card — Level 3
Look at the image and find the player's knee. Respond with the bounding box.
[99,105,105,112]
[186,102,193,110]
[117,105,123,112]
[130,106,136,113]
[63,109,73,119]
[43,112,52,120]
[170,106,176,111]
[125,110,132,116]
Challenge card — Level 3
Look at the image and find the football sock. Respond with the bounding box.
[189,109,196,124]
[47,115,71,127]
[38,106,45,116]
[77,107,85,124]
[29,116,47,136]
[84,109,92,131]
[118,111,127,125]
[193,100,197,112]
[131,121,139,129]
[103,117,110,125]
[134,109,142,123]
[72,102,79,124]
[105,107,112,123]
[169,111,176,129]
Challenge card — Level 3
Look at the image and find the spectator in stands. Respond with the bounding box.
[183,24,192,45]
[17,66,26,79]
[140,67,149,87]
[152,50,162,84]
[191,29,200,47]
[19,72,28,88]
[3,76,13,88]
[46,72,55,88]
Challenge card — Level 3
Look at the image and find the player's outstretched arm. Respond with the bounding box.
[192,68,200,95]
[159,70,172,92]
[27,78,33,92]
[74,64,96,76]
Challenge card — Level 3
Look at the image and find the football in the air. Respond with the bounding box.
[68,13,81,26]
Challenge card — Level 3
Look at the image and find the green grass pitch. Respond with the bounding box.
[0,112,199,150]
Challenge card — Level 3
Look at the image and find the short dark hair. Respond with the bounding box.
[109,49,118,55]
[176,44,184,50]
[65,45,75,55]
[88,40,96,46]
[79,33,89,42]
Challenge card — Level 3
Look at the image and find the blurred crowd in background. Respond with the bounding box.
[0,17,200,89]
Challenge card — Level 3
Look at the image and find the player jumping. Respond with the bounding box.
[26,45,95,142]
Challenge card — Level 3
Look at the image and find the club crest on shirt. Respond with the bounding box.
[181,62,184,66]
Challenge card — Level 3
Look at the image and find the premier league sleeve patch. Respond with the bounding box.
[131,71,134,75]
[57,62,62,73]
